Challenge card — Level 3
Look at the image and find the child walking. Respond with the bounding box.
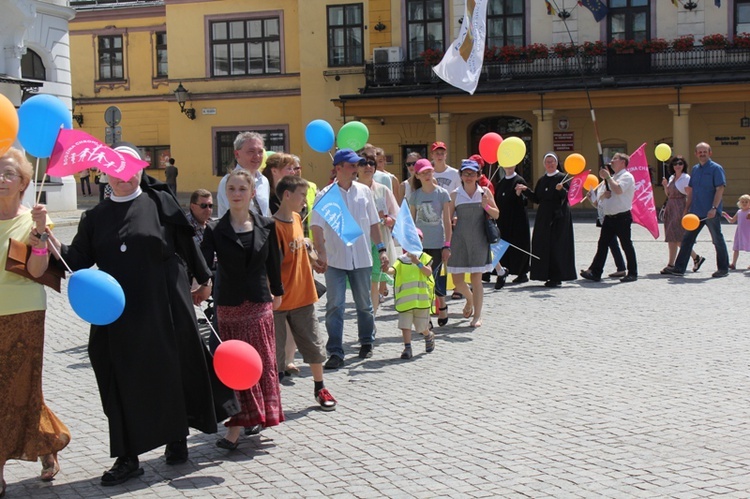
[393,230,436,360]
[272,175,336,410]
[722,194,750,270]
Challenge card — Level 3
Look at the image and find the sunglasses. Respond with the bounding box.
[673,161,685,166]
[405,162,416,167]
[194,202,213,209]
[359,160,377,167]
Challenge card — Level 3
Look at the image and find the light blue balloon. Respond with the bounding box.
[17,94,72,158]
[68,269,125,325]
[305,119,335,153]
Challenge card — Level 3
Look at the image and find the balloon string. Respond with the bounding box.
[197,306,223,345]
[46,234,73,274]
[34,158,47,206]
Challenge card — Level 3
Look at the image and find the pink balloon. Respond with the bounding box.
[479,133,503,164]
[213,340,263,390]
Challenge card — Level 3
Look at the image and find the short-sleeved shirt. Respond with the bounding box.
[275,212,317,311]
[410,186,451,249]
[688,160,726,217]
[603,169,635,215]
[310,181,380,270]
[433,165,461,194]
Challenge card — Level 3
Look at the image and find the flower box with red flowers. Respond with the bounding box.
[552,42,577,59]
[639,38,669,53]
[671,35,695,52]
[608,38,639,54]
[581,41,606,57]
[524,43,549,60]
[701,33,729,50]
[419,48,444,66]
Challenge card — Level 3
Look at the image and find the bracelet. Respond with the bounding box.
[442,246,451,251]
[443,241,451,247]
[376,242,385,251]
[31,247,48,256]
[417,262,424,269]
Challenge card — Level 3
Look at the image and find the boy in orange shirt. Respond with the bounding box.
[272,175,336,410]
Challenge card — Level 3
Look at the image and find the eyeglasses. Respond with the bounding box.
[405,162,416,167]
[0,171,19,181]
[194,202,213,209]
[359,160,377,167]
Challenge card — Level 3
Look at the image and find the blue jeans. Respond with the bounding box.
[674,215,729,273]
[324,266,375,359]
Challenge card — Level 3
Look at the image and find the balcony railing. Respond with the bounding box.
[365,46,750,88]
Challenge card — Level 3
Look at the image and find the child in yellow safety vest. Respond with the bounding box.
[392,245,436,360]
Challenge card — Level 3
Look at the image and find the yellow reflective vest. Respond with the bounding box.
[393,253,435,313]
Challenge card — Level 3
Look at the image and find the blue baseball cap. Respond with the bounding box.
[333,149,364,166]
[460,159,480,172]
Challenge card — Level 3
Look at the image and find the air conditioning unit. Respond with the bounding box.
[373,46,403,63]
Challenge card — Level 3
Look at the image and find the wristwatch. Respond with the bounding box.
[711,206,717,210]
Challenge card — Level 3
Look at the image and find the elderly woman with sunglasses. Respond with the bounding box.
[356,153,398,315]
[660,155,704,274]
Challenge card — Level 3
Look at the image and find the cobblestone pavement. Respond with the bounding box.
[4,215,750,498]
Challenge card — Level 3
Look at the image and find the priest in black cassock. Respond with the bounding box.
[493,165,531,285]
[515,152,576,287]
[50,144,217,487]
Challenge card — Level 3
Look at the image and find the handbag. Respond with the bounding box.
[484,215,500,244]
[658,200,667,223]
[5,238,65,292]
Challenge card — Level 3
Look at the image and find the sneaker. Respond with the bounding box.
[712,269,729,278]
[358,344,373,359]
[400,346,413,359]
[424,331,435,353]
[323,355,345,370]
[693,255,706,272]
[315,388,337,411]
[579,270,600,282]
[609,270,627,278]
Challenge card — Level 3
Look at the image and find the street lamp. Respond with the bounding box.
[173,82,196,120]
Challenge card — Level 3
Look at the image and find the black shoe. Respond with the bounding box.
[437,306,448,327]
[481,272,491,283]
[512,274,529,284]
[164,439,188,465]
[620,275,638,283]
[216,437,239,450]
[358,344,373,359]
[101,457,144,487]
[579,270,601,282]
[712,269,729,278]
[544,280,562,288]
[494,274,506,289]
[243,424,263,436]
[665,267,685,276]
[323,355,344,370]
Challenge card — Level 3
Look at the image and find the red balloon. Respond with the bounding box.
[479,132,503,164]
[213,340,263,390]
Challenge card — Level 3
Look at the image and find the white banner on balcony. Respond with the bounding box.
[432,0,488,95]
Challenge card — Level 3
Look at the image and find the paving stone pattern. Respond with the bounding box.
[5,217,750,498]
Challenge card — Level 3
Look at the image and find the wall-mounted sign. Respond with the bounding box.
[558,117,569,131]
[202,108,217,115]
[554,131,574,152]
[714,135,746,146]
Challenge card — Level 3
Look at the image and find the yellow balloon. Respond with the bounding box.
[655,143,672,162]
[564,153,586,175]
[496,137,526,167]
[583,174,599,191]
[681,213,700,231]
[259,149,269,171]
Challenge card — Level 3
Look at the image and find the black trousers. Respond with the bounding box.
[590,211,637,277]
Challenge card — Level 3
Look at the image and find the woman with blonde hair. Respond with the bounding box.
[0,147,70,495]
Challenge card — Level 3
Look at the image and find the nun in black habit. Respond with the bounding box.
[49,144,217,486]
[515,152,576,287]
[493,165,531,284]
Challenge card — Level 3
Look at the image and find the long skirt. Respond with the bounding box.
[216,301,284,428]
[0,310,70,462]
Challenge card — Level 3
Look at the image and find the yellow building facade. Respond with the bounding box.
[70,0,750,206]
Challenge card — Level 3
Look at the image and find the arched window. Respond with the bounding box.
[21,49,46,80]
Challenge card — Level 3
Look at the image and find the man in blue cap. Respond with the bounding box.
[310,149,390,369]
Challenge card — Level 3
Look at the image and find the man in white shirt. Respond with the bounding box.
[580,152,638,283]
[216,132,270,218]
[311,149,390,369]
[430,141,460,194]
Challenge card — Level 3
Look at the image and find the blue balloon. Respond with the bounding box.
[305,119,335,153]
[17,94,72,158]
[68,269,125,325]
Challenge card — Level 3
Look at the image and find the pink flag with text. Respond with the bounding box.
[567,169,591,206]
[627,143,659,239]
[47,129,148,181]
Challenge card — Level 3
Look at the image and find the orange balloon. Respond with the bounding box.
[583,174,599,191]
[0,94,19,156]
[681,214,700,231]
[564,153,586,175]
